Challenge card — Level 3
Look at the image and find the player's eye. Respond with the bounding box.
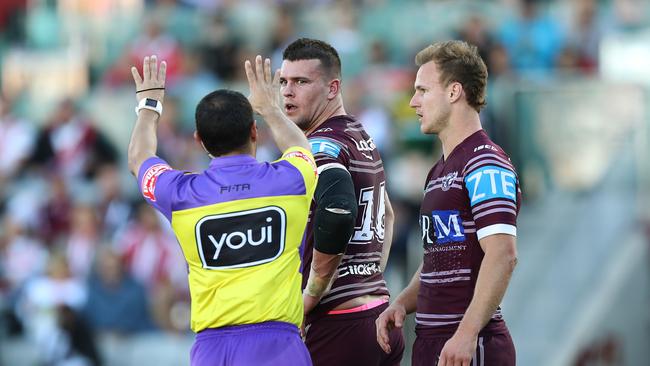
[279,79,287,86]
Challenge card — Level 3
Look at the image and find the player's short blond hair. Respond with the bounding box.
[415,40,488,112]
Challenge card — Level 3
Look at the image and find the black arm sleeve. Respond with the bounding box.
[313,167,358,255]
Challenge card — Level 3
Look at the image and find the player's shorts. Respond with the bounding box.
[305,302,404,366]
[412,330,515,366]
[190,321,312,366]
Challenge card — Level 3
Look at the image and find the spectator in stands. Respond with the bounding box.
[83,246,153,335]
[498,0,565,76]
[17,253,87,364]
[116,203,187,330]
[65,204,101,280]
[0,93,35,195]
[29,98,118,183]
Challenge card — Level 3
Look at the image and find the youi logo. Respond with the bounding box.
[196,206,286,269]
[421,210,465,245]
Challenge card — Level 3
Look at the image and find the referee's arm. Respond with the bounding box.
[128,55,166,176]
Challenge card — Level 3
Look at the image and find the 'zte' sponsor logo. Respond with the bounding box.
[464,165,517,206]
[421,210,465,245]
[196,207,286,269]
[339,262,380,278]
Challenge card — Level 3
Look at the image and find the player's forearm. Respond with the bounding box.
[380,192,394,271]
[303,252,342,313]
[393,262,422,314]
[456,238,517,337]
[304,251,342,297]
[303,271,332,314]
[259,107,310,152]
[127,110,159,176]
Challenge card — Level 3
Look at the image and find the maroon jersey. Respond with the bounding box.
[304,115,390,320]
[417,130,521,337]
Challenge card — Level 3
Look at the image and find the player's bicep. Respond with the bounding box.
[464,163,519,240]
[478,233,517,263]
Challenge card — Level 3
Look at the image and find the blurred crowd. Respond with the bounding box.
[0,0,648,365]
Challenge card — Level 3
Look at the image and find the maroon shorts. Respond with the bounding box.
[305,302,404,366]
[412,331,515,366]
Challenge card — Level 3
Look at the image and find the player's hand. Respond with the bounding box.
[244,55,281,116]
[131,55,166,103]
[299,314,306,340]
[375,303,405,354]
[438,331,477,366]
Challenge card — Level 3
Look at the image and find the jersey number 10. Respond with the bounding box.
[351,182,385,244]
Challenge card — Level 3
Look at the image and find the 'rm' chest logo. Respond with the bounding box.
[420,210,465,245]
[196,206,286,269]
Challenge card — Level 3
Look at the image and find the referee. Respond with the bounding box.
[127,55,316,366]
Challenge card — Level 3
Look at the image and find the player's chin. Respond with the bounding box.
[420,123,434,135]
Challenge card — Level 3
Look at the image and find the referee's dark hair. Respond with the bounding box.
[283,38,341,79]
[195,89,254,157]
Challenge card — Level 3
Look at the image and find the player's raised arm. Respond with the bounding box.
[127,55,166,176]
[245,55,309,152]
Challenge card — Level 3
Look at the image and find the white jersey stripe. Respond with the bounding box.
[416,313,464,319]
[471,200,517,214]
[340,257,381,265]
[421,269,471,277]
[473,207,517,220]
[425,183,463,194]
[476,223,517,240]
[321,285,388,304]
[317,162,349,175]
[348,166,384,174]
[324,280,386,295]
[421,276,471,284]
[415,319,462,326]
[349,159,382,167]
[465,159,514,175]
[463,153,512,171]
[342,251,382,259]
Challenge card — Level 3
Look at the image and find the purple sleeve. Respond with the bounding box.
[137,157,183,221]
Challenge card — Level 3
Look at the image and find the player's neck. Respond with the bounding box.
[439,110,482,161]
[304,98,347,135]
[218,144,255,159]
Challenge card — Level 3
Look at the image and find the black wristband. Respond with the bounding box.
[136,87,165,94]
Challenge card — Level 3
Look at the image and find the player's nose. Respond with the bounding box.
[409,93,419,108]
[282,83,295,98]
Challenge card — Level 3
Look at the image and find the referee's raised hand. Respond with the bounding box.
[131,55,166,103]
[245,55,281,116]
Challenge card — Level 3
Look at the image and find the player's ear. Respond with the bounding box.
[327,79,341,100]
[194,131,213,158]
[250,120,258,143]
[449,82,463,103]
[193,130,202,146]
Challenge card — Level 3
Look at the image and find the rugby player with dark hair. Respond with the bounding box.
[128,55,317,366]
[376,40,521,366]
[280,38,404,366]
